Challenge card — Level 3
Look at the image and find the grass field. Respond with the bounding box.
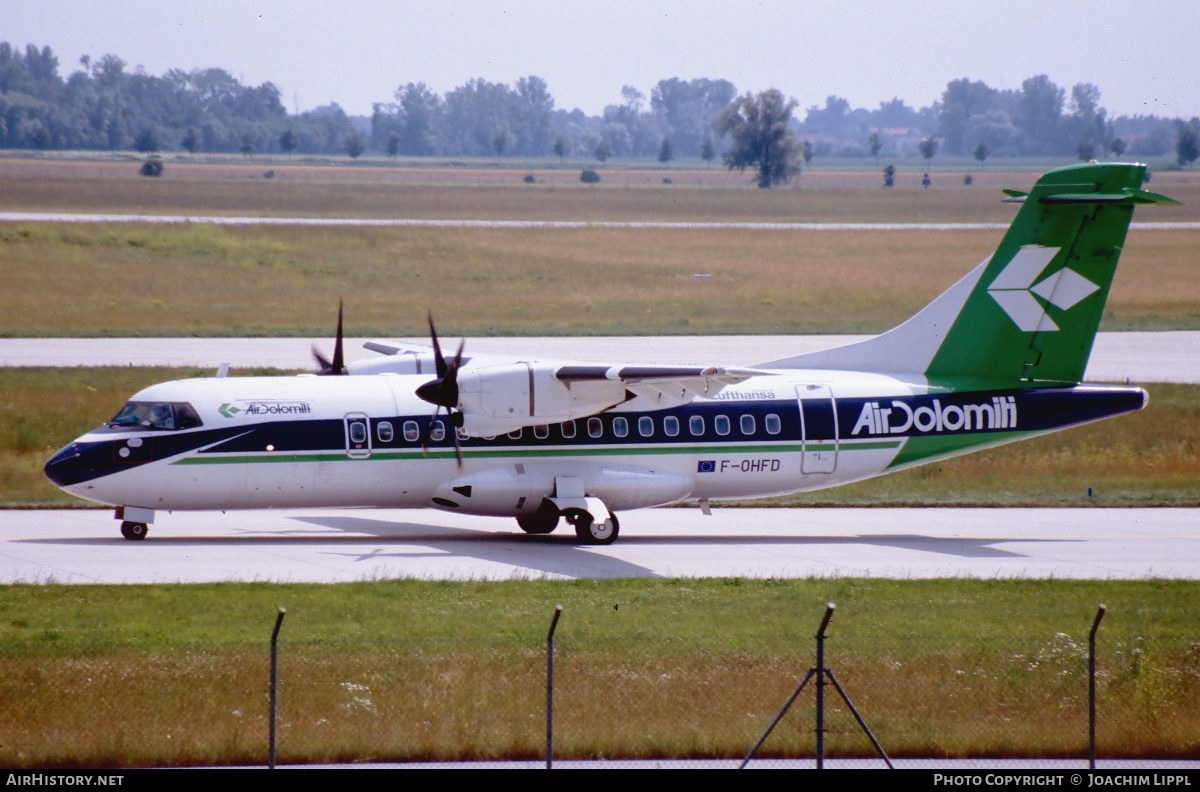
[3,367,1196,508]
[1,578,1196,766]
[2,155,1199,222]
[2,223,1197,336]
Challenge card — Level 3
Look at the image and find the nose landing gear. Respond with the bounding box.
[120,521,149,540]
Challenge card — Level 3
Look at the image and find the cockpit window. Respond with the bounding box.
[107,402,204,431]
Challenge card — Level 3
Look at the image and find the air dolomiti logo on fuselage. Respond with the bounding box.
[218,400,312,418]
[851,396,1017,436]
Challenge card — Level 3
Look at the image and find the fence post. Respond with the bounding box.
[1089,604,1106,770]
[546,605,563,769]
[269,607,286,770]
[815,603,835,769]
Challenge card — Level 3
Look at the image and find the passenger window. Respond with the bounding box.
[664,416,680,437]
[613,417,629,438]
[508,428,523,439]
[765,414,781,435]
[638,416,654,437]
[588,417,603,438]
[715,415,731,436]
[740,415,756,435]
[349,421,367,444]
[560,420,576,439]
[430,421,446,442]
[377,421,394,443]
[534,425,549,439]
[456,426,469,441]
[403,421,420,442]
[689,415,705,436]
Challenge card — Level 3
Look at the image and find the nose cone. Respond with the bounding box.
[44,442,87,489]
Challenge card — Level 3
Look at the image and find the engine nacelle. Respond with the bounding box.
[429,461,694,516]
[347,351,440,376]
[456,363,626,436]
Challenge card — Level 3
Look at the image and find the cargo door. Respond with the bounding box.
[796,384,838,474]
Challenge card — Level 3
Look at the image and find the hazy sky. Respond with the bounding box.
[5,0,1198,119]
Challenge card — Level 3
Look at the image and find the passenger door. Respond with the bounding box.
[344,413,372,459]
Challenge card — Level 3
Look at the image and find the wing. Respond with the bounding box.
[554,364,767,406]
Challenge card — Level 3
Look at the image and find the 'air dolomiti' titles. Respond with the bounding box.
[851,396,1017,436]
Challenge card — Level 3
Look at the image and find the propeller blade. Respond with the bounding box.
[314,299,348,375]
[331,299,345,375]
[312,345,332,372]
[428,313,446,379]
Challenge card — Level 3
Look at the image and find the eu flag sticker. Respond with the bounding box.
[697,460,716,473]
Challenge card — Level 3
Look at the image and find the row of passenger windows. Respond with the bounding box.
[366,413,783,444]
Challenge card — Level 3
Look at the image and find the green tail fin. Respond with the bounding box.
[926,162,1176,385]
[757,162,1177,384]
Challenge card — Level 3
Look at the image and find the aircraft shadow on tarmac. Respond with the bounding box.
[20,515,1078,580]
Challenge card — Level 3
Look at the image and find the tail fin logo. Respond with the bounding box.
[986,245,1100,332]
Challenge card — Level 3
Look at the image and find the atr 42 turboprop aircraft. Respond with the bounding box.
[46,163,1178,544]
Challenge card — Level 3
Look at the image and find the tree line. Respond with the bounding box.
[1,41,1195,170]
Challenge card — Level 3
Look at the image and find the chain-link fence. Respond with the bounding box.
[2,604,1197,768]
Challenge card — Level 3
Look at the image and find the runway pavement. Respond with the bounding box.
[2,507,1196,584]
[3,331,1199,383]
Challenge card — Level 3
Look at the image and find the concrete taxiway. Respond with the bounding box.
[2,507,1196,584]
[3,332,1199,383]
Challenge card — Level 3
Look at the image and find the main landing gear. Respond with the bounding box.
[563,508,620,545]
[514,500,621,545]
[120,520,149,540]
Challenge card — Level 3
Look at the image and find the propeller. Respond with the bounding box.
[415,313,465,468]
[312,299,347,375]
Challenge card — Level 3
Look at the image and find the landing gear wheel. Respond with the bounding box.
[120,521,148,541]
[517,512,559,535]
[565,509,619,545]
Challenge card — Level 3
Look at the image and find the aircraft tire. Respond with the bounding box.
[120,521,149,540]
[567,509,619,545]
[516,513,558,535]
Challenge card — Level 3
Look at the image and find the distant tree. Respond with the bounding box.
[133,126,161,154]
[1176,119,1199,168]
[594,139,611,164]
[883,164,895,188]
[713,88,803,188]
[344,132,366,159]
[279,128,299,158]
[180,128,200,154]
[32,125,51,150]
[386,133,400,159]
[240,133,256,157]
[867,131,882,163]
[139,155,164,177]
[973,142,989,166]
[1077,141,1096,161]
[1109,137,1126,158]
[963,174,973,186]
[580,168,600,183]
[700,137,716,167]
[800,140,813,164]
[553,135,568,163]
[657,136,674,166]
[492,130,508,159]
[918,136,939,166]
